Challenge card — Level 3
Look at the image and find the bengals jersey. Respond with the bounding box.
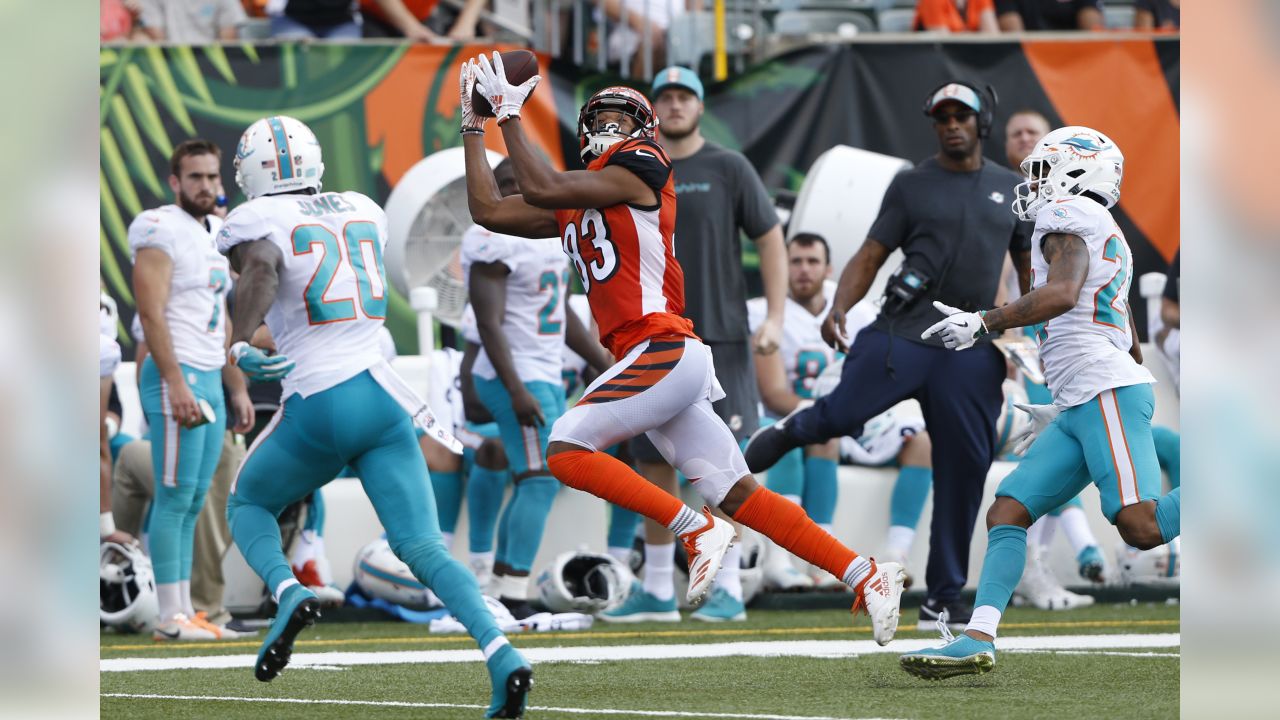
[554,138,696,358]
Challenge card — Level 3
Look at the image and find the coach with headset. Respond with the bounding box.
[745,81,1031,630]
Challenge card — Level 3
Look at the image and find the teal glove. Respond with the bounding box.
[229,341,295,382]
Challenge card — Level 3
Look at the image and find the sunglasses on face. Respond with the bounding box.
[932,110,977,125]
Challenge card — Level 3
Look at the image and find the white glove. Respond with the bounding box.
[474,51,541,124]
[920,301,988,350]
[1011,402,1062,456]
[458,59,484,132]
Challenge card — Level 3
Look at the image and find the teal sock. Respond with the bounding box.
[801,456,838,525]
[765,447,805,498]
[303,491,325,534]
[972,525,1029,614]
[227,496,297,598]
[889,465,932,529]
[1155,487,1180,544]
[467,465,508,554]
[502,475,559,573]
[431,471,464,535]
[494,493,515,566]
[1153,426,1181,489]
[607,503,640,550]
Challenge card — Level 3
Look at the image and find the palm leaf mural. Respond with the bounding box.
[100,43,414,350]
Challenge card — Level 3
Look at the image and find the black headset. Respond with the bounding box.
[921,80,999,138]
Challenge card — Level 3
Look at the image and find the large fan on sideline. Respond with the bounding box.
[383,146,505,327]
[352,538,441,610]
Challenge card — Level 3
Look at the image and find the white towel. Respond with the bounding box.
[367,360,463,454]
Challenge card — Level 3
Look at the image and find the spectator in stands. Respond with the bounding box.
[745,80,1030,632]
[101,0,147,42]
[269,0,364,39]
[995,0,1103,31]
[1135,0,1179,30]
[914,0,1000,33]
[602,0,686,78]
[135,0,247,41]
[359,0,485,42]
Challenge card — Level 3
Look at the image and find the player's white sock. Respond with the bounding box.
[714,545,743,601]
[179,580,195,617]
[607,546,632,564]
[1059,507,1098,555]
[841,556,872,588]
[1038,515,1060,550]
[291,529,319,569]
[157,582,181,622]
[493,573,529,601]
[966,605,1002,638]
[885,525,915,560]
[643,542,675,601]
[666,506,708,535]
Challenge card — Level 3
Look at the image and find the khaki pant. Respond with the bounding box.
[112,433,245,625]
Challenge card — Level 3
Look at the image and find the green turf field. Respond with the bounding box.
[102,603,1179,719]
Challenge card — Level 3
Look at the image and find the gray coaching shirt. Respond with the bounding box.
[867,157,1030,347]
[670,142,779,342]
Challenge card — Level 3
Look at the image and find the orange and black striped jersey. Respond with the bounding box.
[555,138,697,358]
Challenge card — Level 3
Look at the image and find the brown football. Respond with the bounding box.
[470,50,539,118]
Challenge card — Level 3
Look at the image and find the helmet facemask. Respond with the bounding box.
[578,87,658,162]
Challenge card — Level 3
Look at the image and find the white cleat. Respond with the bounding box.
[1013,545,1085,611]
[679,508,736,604]
[152,613,218,641]
[854,561,906,646]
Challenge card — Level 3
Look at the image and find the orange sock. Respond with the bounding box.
[548,449,684,527]
[732,486,859,580]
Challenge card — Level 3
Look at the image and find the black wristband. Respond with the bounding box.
[460,128,485,136]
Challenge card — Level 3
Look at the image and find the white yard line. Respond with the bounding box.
[100,693,899,720]
[101,633,1178,673]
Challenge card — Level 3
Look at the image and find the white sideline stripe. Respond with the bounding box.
[1011,650,1180,658]
[100,694,895,720]
[100,634,1179,673]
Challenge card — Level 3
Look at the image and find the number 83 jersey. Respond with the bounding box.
[217,191,391,399]
[1029,195,1154,408]
[554,138,696,358]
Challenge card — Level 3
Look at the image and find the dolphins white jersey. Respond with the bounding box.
[746,283,877,402]
[427,346,466,436]
[1029,196,1154,407]
[460,225,568,386]
[128,205,229,371]
[217,191,390,399]
[561,294,593,396]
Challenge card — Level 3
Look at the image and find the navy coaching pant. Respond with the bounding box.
[788,328,1006,603]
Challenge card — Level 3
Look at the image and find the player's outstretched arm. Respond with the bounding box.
[922,233,1089,350]
[499,117,656,210]
[462,133,558,238]
[981,233,1088,333]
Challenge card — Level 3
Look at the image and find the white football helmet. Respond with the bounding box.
[234,115,325,200]
[1013,125,1123,221]
[352,538,440,610]
[1116,538,1180,588]
[535,551,632,614]
[737,532,767,605]
[100,541,159,633]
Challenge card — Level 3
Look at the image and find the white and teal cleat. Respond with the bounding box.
[900,623,996,680]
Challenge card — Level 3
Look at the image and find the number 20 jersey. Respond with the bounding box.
[554,138,696,358]
[217,191,390,399]
[1029,195,1153,407]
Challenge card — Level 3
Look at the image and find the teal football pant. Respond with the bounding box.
[228,371,503,651]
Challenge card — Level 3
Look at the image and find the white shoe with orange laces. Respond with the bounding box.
[152,613,217,641]
[190,611,255,640]
[679,508,736,604]
[851,561,906,646]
